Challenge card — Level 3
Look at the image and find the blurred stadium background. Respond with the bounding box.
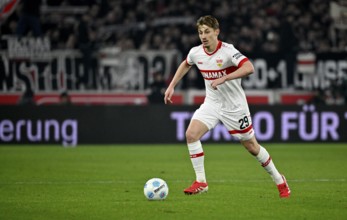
[0,0,346,145]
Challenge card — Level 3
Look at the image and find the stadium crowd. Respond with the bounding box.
[1,0,347,105]
[1,0,346,54]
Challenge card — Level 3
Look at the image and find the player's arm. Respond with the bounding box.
[164,60,192,104]
[211,60,254,90]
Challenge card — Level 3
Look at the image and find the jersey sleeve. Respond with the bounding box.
[230,45,248,67]
[185,48,195,66]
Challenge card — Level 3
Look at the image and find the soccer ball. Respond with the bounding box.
[144,178,169,200]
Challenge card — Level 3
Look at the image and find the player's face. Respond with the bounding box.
[198,25,219,52]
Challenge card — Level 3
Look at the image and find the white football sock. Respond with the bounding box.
[256,146,283,184]
[187,141,206,183]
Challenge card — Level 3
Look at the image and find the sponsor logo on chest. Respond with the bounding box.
[202,70,227,79]
[200,66,238,80]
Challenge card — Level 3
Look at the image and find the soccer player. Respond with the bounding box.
[164,15,290,198]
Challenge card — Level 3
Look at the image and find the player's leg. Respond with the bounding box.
[184,103,219,195]
[184,119,210,195]
[240,136,282,182]
[240,136,291,198]
[186,119,210,183]
[221,111,290,198]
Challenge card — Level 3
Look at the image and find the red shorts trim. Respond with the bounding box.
[229,125,253,134]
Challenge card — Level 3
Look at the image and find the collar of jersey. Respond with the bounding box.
[203,40,222,56]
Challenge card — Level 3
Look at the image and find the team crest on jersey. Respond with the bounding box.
[216,58,223,67]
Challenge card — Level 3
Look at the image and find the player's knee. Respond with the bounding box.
[185,129,199,143]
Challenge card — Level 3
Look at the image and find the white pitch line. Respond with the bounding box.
[0,178,345,185]
[290,178,347,182]
[209,179,347,183]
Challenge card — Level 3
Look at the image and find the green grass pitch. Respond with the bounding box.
[1,143,347,220]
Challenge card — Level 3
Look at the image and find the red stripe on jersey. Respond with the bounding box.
[238,58,249,68]
[203,41,222,56]
[261,156,272,167]
[229,125,253,134]
[200,66,238,80]
[190,152,204,158]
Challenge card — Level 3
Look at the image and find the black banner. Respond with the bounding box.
[0,49,180,92]
[1,49,346,92]
[0,105,346,146]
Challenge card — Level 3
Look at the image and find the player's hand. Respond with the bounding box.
[211,77,225,90]
[164,87,174,104]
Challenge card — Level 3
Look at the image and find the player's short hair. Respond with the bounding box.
[196,15,219,30]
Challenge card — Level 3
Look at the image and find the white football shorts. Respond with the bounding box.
[191,101,255,141]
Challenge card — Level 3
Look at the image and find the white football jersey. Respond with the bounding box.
[186,41,250,113]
